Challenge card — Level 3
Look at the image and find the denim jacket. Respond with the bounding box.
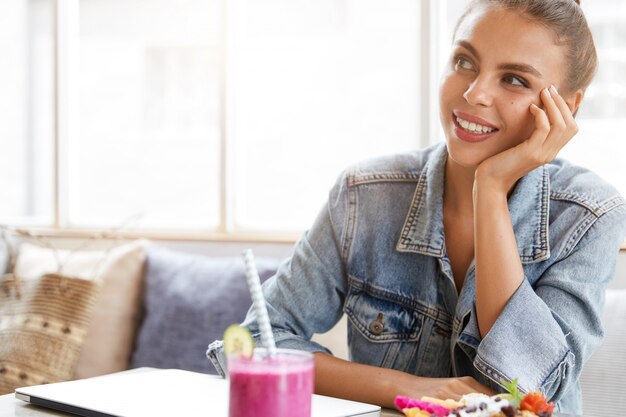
[207,143,626,414]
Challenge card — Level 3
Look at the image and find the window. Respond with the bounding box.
[1,0,423,235]
[438,0,626,199]
[0,0,54,224]
[5,1,623,238]
[560,1,626,197]
[230,0,421,231]
[72,0,223,230]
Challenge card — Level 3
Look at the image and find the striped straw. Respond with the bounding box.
[242,249,277,356]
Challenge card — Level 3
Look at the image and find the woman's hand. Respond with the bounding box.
[407,376,496,401]
[475,85,578,194]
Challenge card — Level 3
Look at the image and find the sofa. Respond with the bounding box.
[0,238,295,391]
[0,235,624,417]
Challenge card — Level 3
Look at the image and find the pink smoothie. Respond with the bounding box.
[228,349,314,417]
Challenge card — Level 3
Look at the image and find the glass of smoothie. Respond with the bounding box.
[227,347,314,417]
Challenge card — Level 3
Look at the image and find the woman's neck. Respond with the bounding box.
[444,156,476,215]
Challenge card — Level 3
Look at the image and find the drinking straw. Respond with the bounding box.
[242,249,277,356]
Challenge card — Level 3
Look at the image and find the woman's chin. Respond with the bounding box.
[445,139,492,170]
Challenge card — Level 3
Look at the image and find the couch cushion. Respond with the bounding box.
[14,240,148,379]
[130,247,280,374]
[580,288,626,416]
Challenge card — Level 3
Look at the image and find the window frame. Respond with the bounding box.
[6,0,433,242]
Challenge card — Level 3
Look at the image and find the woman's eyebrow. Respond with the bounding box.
[498,63,543,79]
[456,40,480,59]
[456,40,543,79]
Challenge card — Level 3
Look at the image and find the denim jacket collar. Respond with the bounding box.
[396,143,550,264]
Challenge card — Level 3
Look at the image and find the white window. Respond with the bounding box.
[1,0,422,235]
[0,0,54,225]
[230,0,421,231]
[4,1,623,238]
[70,0,223,230]
[560,1,626,197]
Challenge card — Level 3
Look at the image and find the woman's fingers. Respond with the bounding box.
[445,377,496,398]
[543,85,579,157]
[548,85,578,136]
[465,377,496,396]
[540,87,567,134]
[526,85,578,165]
[528,102,550,146]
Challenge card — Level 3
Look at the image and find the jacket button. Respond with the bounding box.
[369,312,384,335]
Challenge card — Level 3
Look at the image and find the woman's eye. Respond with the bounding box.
[503,75,529,88]
[454,56,474,71]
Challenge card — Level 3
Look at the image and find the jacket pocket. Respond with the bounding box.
[344,283,424,369]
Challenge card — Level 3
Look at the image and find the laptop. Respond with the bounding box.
[15,368,381,417]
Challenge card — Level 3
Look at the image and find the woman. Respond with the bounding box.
[208,0,626,414]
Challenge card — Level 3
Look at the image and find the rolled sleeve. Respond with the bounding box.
[458,205,626,403]
[472,279,574,394]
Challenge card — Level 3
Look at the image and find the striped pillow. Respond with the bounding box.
[0,273,101,394]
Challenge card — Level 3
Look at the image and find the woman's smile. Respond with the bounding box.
[453,111,499,143]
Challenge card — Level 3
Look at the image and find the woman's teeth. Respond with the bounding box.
[456,116,496,134]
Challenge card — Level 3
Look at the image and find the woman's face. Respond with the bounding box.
[439,6,569,168]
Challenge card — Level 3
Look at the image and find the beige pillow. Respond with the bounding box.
[14,239,148,379]
[0,273,101,394]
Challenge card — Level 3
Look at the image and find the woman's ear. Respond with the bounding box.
[566,89,584,114]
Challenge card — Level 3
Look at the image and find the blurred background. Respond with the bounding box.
[1,0,624,242]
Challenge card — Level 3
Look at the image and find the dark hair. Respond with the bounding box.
[454,0,597,93]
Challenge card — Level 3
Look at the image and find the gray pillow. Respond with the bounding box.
[130,246,280,374]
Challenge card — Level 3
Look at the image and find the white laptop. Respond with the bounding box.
[15,368,381,417]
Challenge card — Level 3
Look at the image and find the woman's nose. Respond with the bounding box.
[463,78,493,107]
